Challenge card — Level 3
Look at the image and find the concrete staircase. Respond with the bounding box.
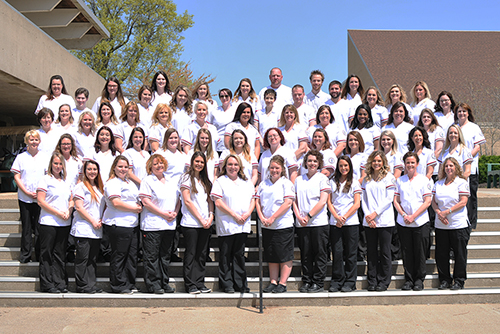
[0,192,499,307]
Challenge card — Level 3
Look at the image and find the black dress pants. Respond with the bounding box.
[182,227,211,291]
[18,200,40,262]
[142,229,175,292]
[218,233,248,292]
[365,226,393,288]
[74,237,100,292]
[435,227,470,286]
[297,225,329,287]
[39,224,70,292]
[397,223,429,286]
[330,224,358,290]
[104,225,138,293]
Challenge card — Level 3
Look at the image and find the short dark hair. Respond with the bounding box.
[75,87,89,98]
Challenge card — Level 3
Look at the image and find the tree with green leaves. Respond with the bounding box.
[73,0,194,87]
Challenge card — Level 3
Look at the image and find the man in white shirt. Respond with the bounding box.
[258,67,292,110]
[72,87,96,121]
[325,81,350,132]
[292,85,316,128]
[305,70,330,111]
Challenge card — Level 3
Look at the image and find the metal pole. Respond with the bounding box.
[257,217,263,313]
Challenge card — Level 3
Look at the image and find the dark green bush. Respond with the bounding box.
[478,155,500,184]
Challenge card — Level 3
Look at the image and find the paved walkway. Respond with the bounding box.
[1,304,500,333]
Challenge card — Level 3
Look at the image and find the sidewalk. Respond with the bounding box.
[1,304,499,333]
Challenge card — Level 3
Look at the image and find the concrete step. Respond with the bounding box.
[2,243,500,262]
[1,258,500,278]
[2,287,500,308]
[1,288,500,308]
[1,272,499,293]
[478,207,500,219]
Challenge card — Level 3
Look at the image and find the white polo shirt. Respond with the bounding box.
[279,123,308,153]
[37,174,72,227]
[416,147,437,176]
[411,98,436,125]
[72,131,96,160]
[90,150,119,182]
[148,123,171,146]
[211,175,255,236]
[361,173,396,228]
[294,172,331,228]
[300,148,337,176]
[258,84,293,110]
[114,121,149,151]
[72,107,96,122]
[460,121,486,174]
[434,112,455,134]
[437,146,473,172]
[158,149,187,185]
[37,127,63,155]
[139,174,179,231]
[208,105,237,151]
[305,90,330,111]
[372,104,389,129]
[181,121,220,150]
[65,156,82,190]
[255,108,280,137]
[296,103,316,127]
[346,152,368,183]
[356,126,381,155]
[432,177,470,229]
[71,183,103,239]
[185,150,219,184]
[259,146,297,181]
[137,103,154,130]
[36,94,76,117]
[395,174,432,227]
[257,176,295,230]
[384,152,404,175]
[224,121,261,154]
[383,122,414,154]
[326,99,350,133]
[171,107,194,132]
[233,96,261,114]
[307,123,347,150]
[11,150,50,203]
[219,150,258,181]
[150,92,172,112]
[92,96,129,120]
[102,177,139,228]
[179,175,210,229]
[329,179,362,226]
[427,126,445,152]
[122,148,150,183]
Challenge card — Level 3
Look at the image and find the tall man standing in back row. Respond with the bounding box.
[305,70,330,111]
[258,67,292,110]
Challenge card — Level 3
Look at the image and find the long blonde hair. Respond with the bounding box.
[364,151,390,182]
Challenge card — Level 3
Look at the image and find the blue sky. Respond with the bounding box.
[177,0,500,103]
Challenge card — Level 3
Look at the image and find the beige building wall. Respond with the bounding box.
[0,0,105,125]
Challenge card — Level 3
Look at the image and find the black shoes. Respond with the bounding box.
[341,285,355,293]
[450,282,464,290]
[263,283,278,293]
[328,285,340,292]
[200,286,212,293]
[375,285,387,292]
[164,284,175,293]
[299,283,310,293]
[308,284,324,293]
[273,284,287,293]
[224,287,235,294]
[438,281,451,290]
[367,285,376,291]
[401,281,413,291]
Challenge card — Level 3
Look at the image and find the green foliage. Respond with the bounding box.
[478,155,500,184]
[72,0,193,87]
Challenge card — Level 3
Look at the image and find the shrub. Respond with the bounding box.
[478,155,500,184]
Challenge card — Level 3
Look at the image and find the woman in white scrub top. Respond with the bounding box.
[383,102,414,155]
[256,155,295,293]
[71,159,104,293]
[148,103,173,153]
[157,128,187,185]
[37,152,73,293]
[92,77,129,119]
[102,156,142,294]
[293,150,331,293]
[219,129,258,185]
[139,154,180,294]
[35,75,75,117]
[73,111,97,159]
[122,127,150,187]
[410,81,435,126]
[211,154,255,293]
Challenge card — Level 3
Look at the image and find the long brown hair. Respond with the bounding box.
[82,160,104,203]
[182,151,212,200]
[334,156,354,193]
